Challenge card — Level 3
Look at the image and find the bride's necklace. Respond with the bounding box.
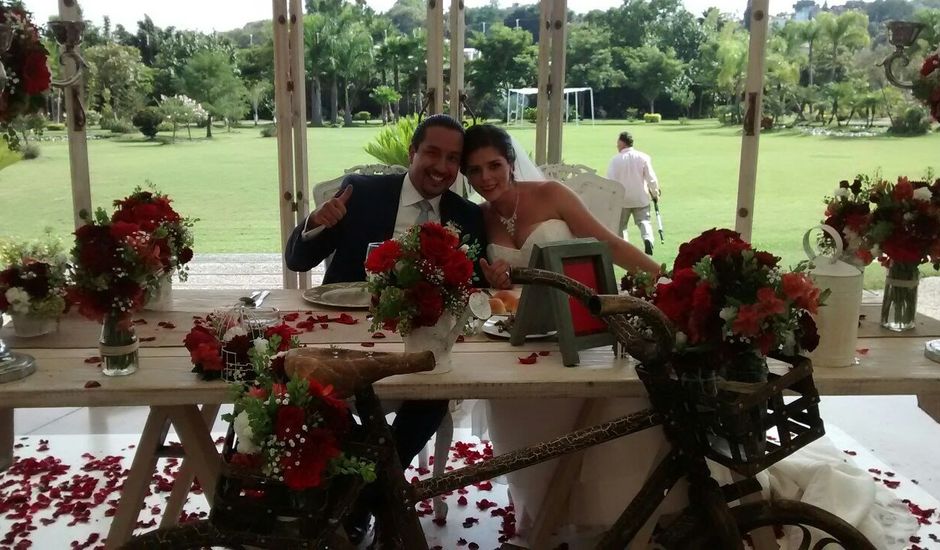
[497,189,520,237]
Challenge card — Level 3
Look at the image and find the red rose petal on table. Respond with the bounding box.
[139,336,156,342]
[282,312,300,322]
[456,335,465,343]
[157,322,176,329]
[337,313,358,324]
[538,350,550,356]
[856,348,869,355]
[911,536,922,543]
[457,495,468,506]
[83,381,101,388]
[132,318,147,325]
[456,538,467,546]
[316,314,329,322]
[475,481,492,491]
[468,543,479,550]
[843,450,857,456]
[372,332,386,339]
[518,353,538,365]
[885,471,895,477]
[462,517,479,528]
[83,357,101,364]
[883,479,900,489]
[361,342,375,347]
[432,518,447,527]
[476,498,497,511]
[320,323,329,329]
[868,468,881,474]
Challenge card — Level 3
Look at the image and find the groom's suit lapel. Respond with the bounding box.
[374,174,405,240]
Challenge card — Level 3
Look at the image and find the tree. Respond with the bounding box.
[467,25,537,118]
[818,10,870,81]
[624,44,684,113]
[247,82,270,126]
[387,0,424,34]
[371,85,402,123]
[667,74,695,117]
[151,30,238,100]
[180,50,247,138]
[159,95,207,141]
[566,23,624,90]
[333,22,374,127]
[84,43,154,121]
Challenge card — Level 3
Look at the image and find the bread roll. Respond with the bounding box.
[492,290,519,313]
[489,297,507,315]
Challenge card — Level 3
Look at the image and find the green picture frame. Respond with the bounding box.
[510,238,618,366]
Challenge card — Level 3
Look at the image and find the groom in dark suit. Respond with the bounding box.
[285,114,486,543]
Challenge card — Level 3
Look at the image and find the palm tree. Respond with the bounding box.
[333,22,374,127]
[798,18,822,87]
[818,11,870,81]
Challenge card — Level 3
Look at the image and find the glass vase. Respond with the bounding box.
[721,353,769,460]
[99,314,139,376]
[881,263,919,332]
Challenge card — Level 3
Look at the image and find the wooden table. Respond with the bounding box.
[2,290,939,548]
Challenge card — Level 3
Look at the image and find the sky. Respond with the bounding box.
[21,0,850,34]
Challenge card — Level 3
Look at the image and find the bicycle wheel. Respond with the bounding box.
[662,499,876,549]
[119,519,354,550]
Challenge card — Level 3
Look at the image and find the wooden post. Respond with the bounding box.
[426,0,445,114]
[288,0,311,290]
[58,0,91,228]
[273,0,299,289]
[534,0,552,165]
[546,0,567,164]
[448,0,465,120]
[0,408,11,472]
[734,0,770,242]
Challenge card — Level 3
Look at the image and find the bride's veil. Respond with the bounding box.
[509,136,545,181]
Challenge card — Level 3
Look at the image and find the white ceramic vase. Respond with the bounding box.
[145,274,173,311]
[402,310,469,375]
[11,313,57,338]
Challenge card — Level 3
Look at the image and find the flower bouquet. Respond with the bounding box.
[0,235,68,337]
[68,209,166,376]
[914,53,940,122]
[212,338,375,538]
[365,222,483,373]
[821,176,873,267]
[0,1,51,151]
[865,175,940,330]
[185,317,298,383]
[112,186,196,309]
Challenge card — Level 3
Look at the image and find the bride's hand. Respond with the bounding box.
[481,258,513,290]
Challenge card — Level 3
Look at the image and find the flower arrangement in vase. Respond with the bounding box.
[914,53,940,122]
[68,209,166,376]
[865,175,940,330]
[820,176,874,267]
[653,229,823,388]
[0,1,52,151]
[220,336,376,491]
[184,316,298,383]
[365,222,484,373]
[0,235,68,337]
[111,186,196,310]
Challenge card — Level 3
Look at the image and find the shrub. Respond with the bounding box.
[84,110,102,127]
[355,111,371,123]
[364,115,418,166]
[45,122,65,131]
[523,107,538,122]
[260,125,277,138]
[625,107,639,120]
[105,119,135,134]
[21,143,40,159]
[678,117,689,125]
[132,108,164,139]
[157,121,173,133]
[888,106,931,136]
[644,113,662,123]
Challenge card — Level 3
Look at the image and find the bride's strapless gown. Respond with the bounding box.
[483,219,918,549]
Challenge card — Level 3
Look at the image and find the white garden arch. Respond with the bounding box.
[506,86,595,126]
[51,0,771,290]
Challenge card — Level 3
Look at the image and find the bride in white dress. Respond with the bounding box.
[461,125,918,549]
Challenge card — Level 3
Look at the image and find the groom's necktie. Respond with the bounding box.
[415,199,432,225]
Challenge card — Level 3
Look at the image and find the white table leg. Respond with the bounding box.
[160,403,221,528]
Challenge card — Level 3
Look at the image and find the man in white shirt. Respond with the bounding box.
[606,131,660,255]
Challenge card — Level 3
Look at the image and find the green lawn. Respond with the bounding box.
[1,120,938,287]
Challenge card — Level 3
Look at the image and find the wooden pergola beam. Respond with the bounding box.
[58,0,91,229]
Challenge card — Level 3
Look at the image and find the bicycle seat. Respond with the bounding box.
[284,347,435,398]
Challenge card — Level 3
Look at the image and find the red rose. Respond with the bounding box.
[224,334,253,363]
[893,178,914,201]
[732,304,763,337]
[247,386,268,400]
[280,428,340,490]
[798,311,820,352]
[265,323,298,352]
[275,405,306,439]
[419,223,460,266]
[192,342,223,372]
[178,247,194,264]
[308,378,350,430]
[109,221,141,241]
[652,268,699,331]
[674,228,745,270]
[755,287,786,317]
[441,251,473,286]
[686,281,714,343]
[921,54,940,77]
[410,281,444,327]
[780,272,820,314]
[184,325,217,352]
[0,267,17,287]
[21,50,51,95]
[364,240,402,273]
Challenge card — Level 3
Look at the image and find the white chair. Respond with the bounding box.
[343,164,408,176]
[562,173,625,235]
[538,163,597,183]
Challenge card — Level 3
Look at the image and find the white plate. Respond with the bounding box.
[302,282,372,309]
[482,315,556,340]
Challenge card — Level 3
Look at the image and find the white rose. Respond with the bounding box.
[675,331,688,346]
[834,188,849,198]
[253,337,269,353]
[460,244,470,253]
[913,187,932,202]
[223,325,248,342]
[233,411,261,454]
[719,306,736,322]
[5,287,31,315]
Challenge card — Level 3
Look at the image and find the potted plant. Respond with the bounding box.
[0,235,68,337]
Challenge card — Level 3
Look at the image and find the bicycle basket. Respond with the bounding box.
[208,423,366,543]
[688,356,825,477]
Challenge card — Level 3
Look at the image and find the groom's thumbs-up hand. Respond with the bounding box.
[481,258,513,290]
[311,185,353,228]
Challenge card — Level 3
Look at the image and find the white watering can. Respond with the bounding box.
[803,225,864,368]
